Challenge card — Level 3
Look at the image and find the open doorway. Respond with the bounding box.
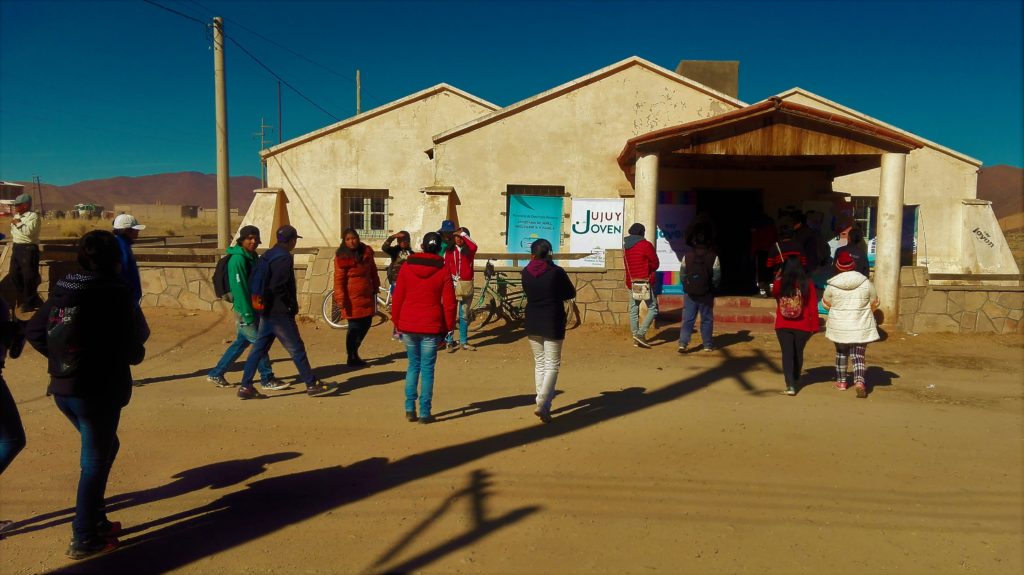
[695,188,764,295]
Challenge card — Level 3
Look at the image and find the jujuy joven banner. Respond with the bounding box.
[568,198,625,268]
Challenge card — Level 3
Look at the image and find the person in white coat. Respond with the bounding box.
[821,251,879,398]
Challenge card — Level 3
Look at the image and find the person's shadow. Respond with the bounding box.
[433,392,563,422]
[1,452,301,539]
[800,365,900,394]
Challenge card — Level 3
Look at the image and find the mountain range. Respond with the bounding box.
[7,172,263,214]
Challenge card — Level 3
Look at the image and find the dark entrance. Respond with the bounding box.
[695,189,764,295]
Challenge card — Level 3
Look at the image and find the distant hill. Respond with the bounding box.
[977,165,1024,231]
[10,172,264,214]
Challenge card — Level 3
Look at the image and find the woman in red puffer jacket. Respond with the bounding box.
[771,255,819,396]
[334,228,380,367]
[392,232,457,424]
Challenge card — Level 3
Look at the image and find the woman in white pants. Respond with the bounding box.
[521,239,577,422]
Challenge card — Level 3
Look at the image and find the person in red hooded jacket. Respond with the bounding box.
[771,255,820,396]
[334,228,381,367]
[392,232,457,424]
[623,223,660,348]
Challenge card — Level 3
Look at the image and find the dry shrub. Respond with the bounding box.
[60,221,91,238]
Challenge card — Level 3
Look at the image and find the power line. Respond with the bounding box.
[140,0,207,26]
[180,0,386,107]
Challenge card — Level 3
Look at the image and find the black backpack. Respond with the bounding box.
[212,255,232,300]
[683,250,714,297]
[46,304,85,377]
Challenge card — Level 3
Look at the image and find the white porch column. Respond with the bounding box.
[875,152,908,326]
[634,152,660,243]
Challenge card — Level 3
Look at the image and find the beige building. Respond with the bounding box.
[243,55,1018,324]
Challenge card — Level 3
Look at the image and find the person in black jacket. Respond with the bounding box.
[26,230,149,560]
[236,225,339,400]
[521,239,576,423]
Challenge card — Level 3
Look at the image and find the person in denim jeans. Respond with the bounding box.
[207,226,284,389]
[1,295,27,519]
[26,230,149,560]
[391,232,457,423]
[623,223,660,348]
[442,226,478,352]
[678,233,721,353]
[237,226,339,400]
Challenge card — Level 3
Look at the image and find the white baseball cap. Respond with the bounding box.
[113,214,146,230]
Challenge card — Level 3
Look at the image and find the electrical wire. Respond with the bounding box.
[140,0,207,26]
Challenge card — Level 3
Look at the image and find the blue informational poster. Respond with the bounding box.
[507,195,563,255]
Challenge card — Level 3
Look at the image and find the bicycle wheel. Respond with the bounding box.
[321,291,348,329]
[372,294,390,327]
[468,293,496,331]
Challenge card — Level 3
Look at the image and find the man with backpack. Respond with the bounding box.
[678,232,721,353]
[236,225,339,400]
[206,226,286,389]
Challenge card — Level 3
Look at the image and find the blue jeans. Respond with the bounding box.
[208,317,274,382]
[403,334,439,415]
[628,290,659,336]
[445,295,472,346]
[241,315,315,389]
[53,395,121,542]
[0,376,26,475]
[679,296,714,349]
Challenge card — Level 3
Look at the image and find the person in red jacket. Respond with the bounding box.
[443,225,478,352]
[623,223,660,348]
[392,232,457,424]
[771,255,820,396]
[334,228,381,367]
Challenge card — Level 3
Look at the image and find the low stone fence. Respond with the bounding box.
[898,266,1024,334]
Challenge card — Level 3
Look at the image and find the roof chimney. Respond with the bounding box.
[675,60,739,98]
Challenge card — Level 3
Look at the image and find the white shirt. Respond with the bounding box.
[10,210,40,244]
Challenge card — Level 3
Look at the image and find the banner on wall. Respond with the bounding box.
[507,195,564,256]
[568,198,625,268]
[655,203,695,273]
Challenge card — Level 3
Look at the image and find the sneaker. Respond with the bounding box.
[703,346,714,352]
[66,537,119,560]
[446,344,457,354]
[534,409,552,424]
[207,375,232,387]
[237,386,267,400]
[418,415,436,424]
[855,384,867,398]
[677,346,687,354]
[785,387,796,396]
[833,381,849,391]
[632,334,650,348]
[405,411,417,422]
[96,519,122,538]
[307,381,339,397]
[261,378,292,391]
[460,344,477,351]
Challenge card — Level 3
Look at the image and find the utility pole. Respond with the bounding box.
[213,16,230,250]
[254,117,273,187]
[32,175,43,214]
[356,69,361,115]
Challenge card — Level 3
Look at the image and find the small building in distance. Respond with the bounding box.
[114,203,200,220]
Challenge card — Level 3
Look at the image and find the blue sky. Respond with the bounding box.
[1,0,1021,185]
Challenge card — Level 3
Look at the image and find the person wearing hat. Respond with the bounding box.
[443,225,478,352]
[112,214,146,304]
[382,231,415,340]
[206,225,286,389]
[9,194,42,313]
[822,250,880,399]
[236,225,339,400]
[437,219,458,257]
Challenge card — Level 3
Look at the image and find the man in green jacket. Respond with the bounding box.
[207,226,287,389]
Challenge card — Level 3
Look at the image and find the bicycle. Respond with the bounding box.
[322,285,391,329]
[468,260,579,330]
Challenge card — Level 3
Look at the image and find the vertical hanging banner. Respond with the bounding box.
[568,198,625,268]
[507,195,564,256]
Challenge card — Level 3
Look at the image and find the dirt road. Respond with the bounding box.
[1,308,1021,574]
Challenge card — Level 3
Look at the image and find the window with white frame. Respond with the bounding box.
[341,189,389,240]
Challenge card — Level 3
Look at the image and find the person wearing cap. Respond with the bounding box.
[623,222,660,348]
[206,226,286,389]
[437,219,458,257]
[822,250,880,399]
[382,231,414,340]
[236,225,339,399]
[443,225,478,352]
[9,193,42,313]
[112,214,145,304]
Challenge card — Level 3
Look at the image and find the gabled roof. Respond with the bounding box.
[431,56,747,145]
[775,88,982,167]
[261,84,499,159]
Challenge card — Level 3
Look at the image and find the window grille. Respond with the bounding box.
[341,189,389,240]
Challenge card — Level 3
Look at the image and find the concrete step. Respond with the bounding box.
[659,294,777,310]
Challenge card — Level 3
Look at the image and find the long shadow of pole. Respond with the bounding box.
[56,348,774,574]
